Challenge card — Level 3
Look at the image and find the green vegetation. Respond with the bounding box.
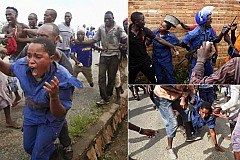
[99,151,112,160]
[68,104,111,139]
[174,63,189,84]
[69,113,98,138]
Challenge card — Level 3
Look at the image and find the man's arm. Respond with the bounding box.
[0,56,13,76]
[129,122,158,138]
[231,23,237,45]
[209,128,224,152]
[75,39,96,45]
[221,86,240,111]
[70,52,80,65]
[179,22,190,31]
[190,57,237,84]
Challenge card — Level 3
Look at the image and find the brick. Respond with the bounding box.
[86,146,97,160]
[129,0,240,68]
[94,136,103,157]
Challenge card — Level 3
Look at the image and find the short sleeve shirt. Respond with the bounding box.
[129,24,156,66]
[57,22,74,50]
[93,22,127,57]
[182,25,217,51]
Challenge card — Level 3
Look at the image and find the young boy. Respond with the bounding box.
[71,29,103,87]
[0,37,82,159]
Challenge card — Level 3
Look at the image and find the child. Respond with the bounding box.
[71,29,103,87]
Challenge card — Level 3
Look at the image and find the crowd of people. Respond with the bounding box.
[128,5,240,160]
[129,85,240,160]
[0,6,127,160]
[129,6,240,84]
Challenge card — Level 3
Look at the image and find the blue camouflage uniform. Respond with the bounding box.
[152,30,180,84]
[11,57,82,160]
[182,25,217,79]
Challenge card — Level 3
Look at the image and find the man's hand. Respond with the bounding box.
[43,76,60,99]
[221,24,231,35]
[231,22,237,31]
[213,106,222,115]
[197,41,213,63]
[215,144,225,152]
[0,47,7,55]
[140,128,159,138]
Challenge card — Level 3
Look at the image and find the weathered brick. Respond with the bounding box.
[86,146,97,160]
[94,136,103,157]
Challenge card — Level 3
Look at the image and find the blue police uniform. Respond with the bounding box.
[152,30,180,84]
[11,57,82,159]
[182,25,217,79]
[191,96,215,132]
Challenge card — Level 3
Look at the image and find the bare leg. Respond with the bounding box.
[234,152,240,160]
[167,137,173,149]
[3,105,21,129]
[12,91,21,107]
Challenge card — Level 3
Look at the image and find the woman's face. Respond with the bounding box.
[27,43,53,78]
[158,21,168,32]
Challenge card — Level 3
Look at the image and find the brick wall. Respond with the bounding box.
[128,0,240,70]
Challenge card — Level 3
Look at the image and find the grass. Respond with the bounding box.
[68,103,112,140]
[69,113,98,138]
[99,151,112,160]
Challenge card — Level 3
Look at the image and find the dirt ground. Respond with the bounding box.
[100,116,128,160]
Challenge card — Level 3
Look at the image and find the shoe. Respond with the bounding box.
[89,82,94,87]
[63,145,73,153]
[96,99,110,105]
[63,145,73,160]
[186,135,201,142]
[168,148,177,159]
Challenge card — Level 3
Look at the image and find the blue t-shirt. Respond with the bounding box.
[191,95,215,131]
[11,57,82,125]
[152,30,180,63]
[182,25,217,51]
[71,44,93,67]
